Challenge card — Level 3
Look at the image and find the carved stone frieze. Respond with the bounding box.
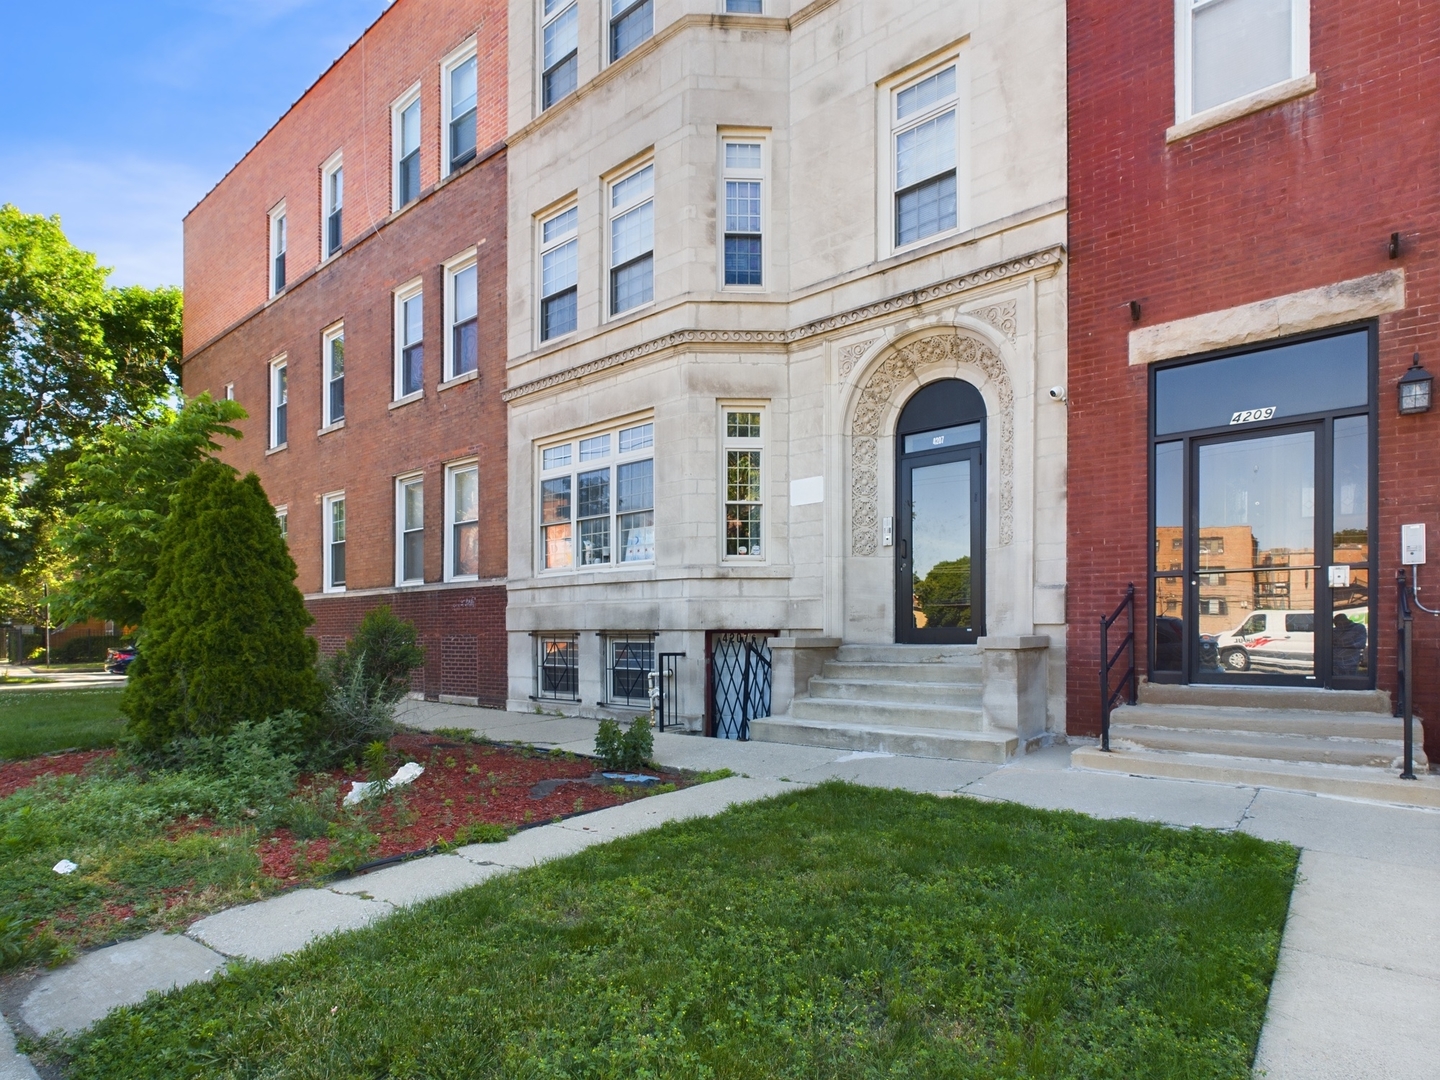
[837,338,878,379]
[967,298,1018,342]
[849,331,1015,555]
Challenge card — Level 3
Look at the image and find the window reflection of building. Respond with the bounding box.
[1154,524,1323,635]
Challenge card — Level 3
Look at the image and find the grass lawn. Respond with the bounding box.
[0,688,126,760]
[60,784,1298,1080]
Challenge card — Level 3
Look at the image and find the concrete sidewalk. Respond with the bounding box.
[0,666,126,690]
[3,703,1436,1079]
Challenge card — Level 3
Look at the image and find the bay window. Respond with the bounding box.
[539,420,654,571]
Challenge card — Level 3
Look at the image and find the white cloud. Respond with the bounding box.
[0,150,210,289]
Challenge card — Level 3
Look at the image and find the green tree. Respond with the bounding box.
[123,460,322,747]
[0,204,182,577]
[325,606,426,705]
[52,394,245,628]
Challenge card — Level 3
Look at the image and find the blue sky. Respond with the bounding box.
[1,1,394,288]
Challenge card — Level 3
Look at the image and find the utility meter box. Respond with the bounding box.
[1402,523,1427,565]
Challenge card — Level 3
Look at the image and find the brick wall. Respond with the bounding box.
[183,0,508,353]
[1068,0,1440,758]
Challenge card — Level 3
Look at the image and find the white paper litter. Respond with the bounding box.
[343,761,425,805]
[53,859,78,875]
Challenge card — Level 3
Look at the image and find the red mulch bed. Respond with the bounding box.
[0,749,111,798]
[256,733,691,886]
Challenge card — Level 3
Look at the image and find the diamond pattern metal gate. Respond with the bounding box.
[708,632,772,740]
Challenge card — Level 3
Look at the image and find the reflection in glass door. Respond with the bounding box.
[1197,430,1317,681]
[897,443,984,644]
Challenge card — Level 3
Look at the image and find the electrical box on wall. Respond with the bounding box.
[882,517,894,548]
[1402,523,1426,565]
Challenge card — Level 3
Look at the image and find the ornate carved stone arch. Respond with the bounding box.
[849,330,1014,555]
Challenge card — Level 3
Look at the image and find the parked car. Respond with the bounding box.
[104,644,138,675]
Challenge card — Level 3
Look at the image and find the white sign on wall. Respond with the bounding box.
[790,476,824,506]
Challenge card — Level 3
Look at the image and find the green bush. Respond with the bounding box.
[315,660,399,768]
[326,606,424,705]
[122,460,323,748]
[53,636,122,664]
[595,716,654,771]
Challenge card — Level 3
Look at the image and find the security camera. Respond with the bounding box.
[1047,386,1067,403]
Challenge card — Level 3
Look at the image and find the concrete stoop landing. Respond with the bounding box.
[1073,682,1439,808]
[751,644,1019,763]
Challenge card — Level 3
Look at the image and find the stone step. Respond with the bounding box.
[1138,681,1391,715]
[1112,704,1411,741]
[1072,746,1440,809]
[821,661,983,684]
[836,643,981,664]
[789,696,984,731]
[809,677,984,707]
[1107,722,1426,770]
[750,715,1017,763]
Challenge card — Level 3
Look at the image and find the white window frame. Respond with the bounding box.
[396,472,425,586]
[321,150,344,260]
[537,416,655,574]
[441,38,479,177]
[540,0,579,111]
[268,356,288,449]
[538,202,579,344]
[393,278,425,402]
[1174,0,1311,124]
[718,133,767,291]
[322,322,345,429]
[607,161,655,319]
[608,0,653,64]
[391,83,422,212]
[274,505,288,543]
[884,53,969,257]
[443,248,479,383]
[223,383,235,401]
[323,492,347,594]
[720,403,766,562]
[268,201,287,298]
[444,460,481,582]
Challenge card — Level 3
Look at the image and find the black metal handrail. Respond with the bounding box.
[655,652,685,732]
[1099,583,1137,752]
[1397,570,1417,781]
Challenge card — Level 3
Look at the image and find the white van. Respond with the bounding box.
[1213,610,1315,673]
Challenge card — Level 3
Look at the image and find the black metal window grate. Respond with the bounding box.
[709,632,771,740]
[536,634,579,702]
[606,634,655,708]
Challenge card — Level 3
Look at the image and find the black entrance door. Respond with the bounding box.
[895,380,986,644]
[1149,325,1377,689]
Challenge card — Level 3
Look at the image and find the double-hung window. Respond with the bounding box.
[539,420,654,571]
[893,63,960,248]
[275,505,288,543]
[397,475,424,584]
[269,203,287,296]
[539,207,578,341]
[606,634,655,708]
[445,50,478,173]
[324,494,347,592]
[723,408,764,559]
[395,283,424,399]
[323,155,343,257]
[541,0,578,109]
[323,325,345,426]
[394,90,422,209]
[446,254,478,379]
[609,165,653,316]
[1177,0,1309,120]
[446,462,480,580]
[269,358,288,448]
[721,140,763,287]
[609,0,652,63]
[535,634,579,701]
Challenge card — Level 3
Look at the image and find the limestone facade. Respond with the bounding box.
[503,0,1067,733]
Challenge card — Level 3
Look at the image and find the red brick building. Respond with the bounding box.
[1068,0,1440,761]
[182,0,509,704]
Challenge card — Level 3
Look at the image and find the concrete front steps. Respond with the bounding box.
[1073,682,1437,807]
[751,644,1018,763]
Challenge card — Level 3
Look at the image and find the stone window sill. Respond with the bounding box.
[265,442,287,456]
[317,420,345,437]
[388,391,424,411]
[1166,73,1317,144]
[437,369,479,392]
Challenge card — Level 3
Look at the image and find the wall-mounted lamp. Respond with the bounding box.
[1128,300,1142,322]
[1389,232,1402,259]
[1398,353,1433,415]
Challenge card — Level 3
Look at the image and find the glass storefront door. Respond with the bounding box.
[1149,326,1376,688]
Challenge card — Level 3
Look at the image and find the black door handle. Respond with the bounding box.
[899,539,908,559]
